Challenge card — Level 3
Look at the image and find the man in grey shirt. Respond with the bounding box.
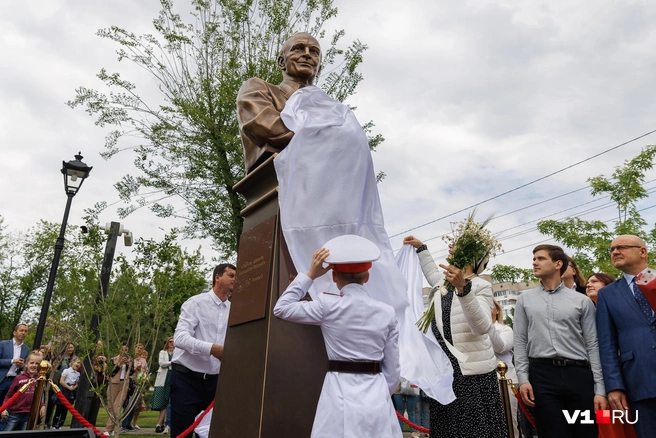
[514,244,606,438]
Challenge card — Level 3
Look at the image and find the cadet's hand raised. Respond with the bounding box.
[307,248,331,280]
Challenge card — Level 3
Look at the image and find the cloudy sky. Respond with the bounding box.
[2,0,656,275]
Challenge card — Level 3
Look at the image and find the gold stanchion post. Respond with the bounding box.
[27,360,51,430]
[496,361,514,438]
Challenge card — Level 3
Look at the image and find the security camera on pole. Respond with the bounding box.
[72,221,133,427]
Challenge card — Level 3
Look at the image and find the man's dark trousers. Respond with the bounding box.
[632,397,656,438]
[170,368,217,438]
[529,361,597,438]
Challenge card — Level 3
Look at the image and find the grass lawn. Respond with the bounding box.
[60,407,164,436]
[94,407,160,428]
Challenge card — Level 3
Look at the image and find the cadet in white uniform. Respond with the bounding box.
[274,235,402,438]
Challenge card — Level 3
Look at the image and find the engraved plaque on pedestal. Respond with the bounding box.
[211,156,327,438]
[228,216,276,326]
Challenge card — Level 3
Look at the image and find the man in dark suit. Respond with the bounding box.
[597,235,656,438]
[0,323,30,430]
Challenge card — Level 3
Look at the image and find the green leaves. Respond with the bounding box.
[589,145,656,223]
[537,145,656,276]
[490,264,535,285]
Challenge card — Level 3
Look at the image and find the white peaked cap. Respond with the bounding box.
[323,235,381,273]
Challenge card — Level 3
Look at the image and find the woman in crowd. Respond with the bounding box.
[93,340,107,386]
[585,272,616,304]
[128,349,150,431]
[52,358,82,429]
[45,342,78,428]
[392,378,420,438]
[584,272,636,438]
[562,256,587,294]
[404,215,506,438]
[38,344,54,362]
[152,337,174,434]
[488,300,518,438]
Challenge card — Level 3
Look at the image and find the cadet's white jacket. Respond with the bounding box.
[274,273,402,438]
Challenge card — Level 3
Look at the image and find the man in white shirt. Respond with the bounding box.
[0,323,30,428]
[170,263,236,438]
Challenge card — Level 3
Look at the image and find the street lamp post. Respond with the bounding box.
[33,152,92,350]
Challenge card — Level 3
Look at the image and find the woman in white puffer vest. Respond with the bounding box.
[404,234,507,438]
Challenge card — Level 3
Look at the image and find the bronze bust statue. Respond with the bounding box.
[236,32,322,173]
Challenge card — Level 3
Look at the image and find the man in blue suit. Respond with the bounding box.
[0,323,30,430]
[597,235,656,438]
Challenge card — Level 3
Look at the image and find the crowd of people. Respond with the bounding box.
[0,232,654,438]
[401,234,654,438]
[0,327,175,435]
[163,231,653,438]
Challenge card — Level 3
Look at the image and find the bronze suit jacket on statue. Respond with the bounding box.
[236,78,297,173]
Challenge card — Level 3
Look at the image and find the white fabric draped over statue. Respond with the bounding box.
[394,245,456,404]
[274,85,455,404]
[275,85,407,313]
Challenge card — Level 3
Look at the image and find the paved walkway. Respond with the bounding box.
[117,428,426,437]
[108,427,427,438]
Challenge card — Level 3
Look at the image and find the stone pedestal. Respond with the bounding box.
[210,155,327,437]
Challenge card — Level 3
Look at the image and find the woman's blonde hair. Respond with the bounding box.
[162,336,174,352]
[492,299,504,323]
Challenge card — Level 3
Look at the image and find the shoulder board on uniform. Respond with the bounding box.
[322,292,343,297]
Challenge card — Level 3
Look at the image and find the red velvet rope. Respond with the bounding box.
[514,392,537,430]
[54,389,104,437]
[175,399,215,438]
[395,410,430,434]
[0,389,24,414]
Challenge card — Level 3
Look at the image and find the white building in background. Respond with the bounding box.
[482,274,538,322]
[420,275,538,324]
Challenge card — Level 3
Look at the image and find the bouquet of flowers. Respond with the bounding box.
[416,211,502,333]
[442,210,502,271]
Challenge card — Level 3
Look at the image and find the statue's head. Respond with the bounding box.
[278,32,322,84]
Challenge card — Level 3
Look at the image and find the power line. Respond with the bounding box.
[428,193,656,258]
[484,202,656,261]
[389,128,656,238]
[419,178,656,246]
[428,201,614,257]
[422,185,592,244]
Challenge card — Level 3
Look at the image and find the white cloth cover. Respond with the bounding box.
[194,407,212,438]
[394,245,456,404]
[275,86,407,314]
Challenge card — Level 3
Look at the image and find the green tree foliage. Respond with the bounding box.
[68,0,380,259]
[88,230,206,427]
[0,215,209,426]
[490,264,535,285]
[0,218,64,340]
[504,307,514,328]
[537,145,656,276]
[96,230,207,355]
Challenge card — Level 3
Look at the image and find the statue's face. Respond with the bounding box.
[278,33,321,81]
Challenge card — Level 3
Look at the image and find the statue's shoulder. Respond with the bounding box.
[238,77,277,97]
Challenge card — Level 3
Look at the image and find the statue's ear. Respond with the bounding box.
[277,53,286,71]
